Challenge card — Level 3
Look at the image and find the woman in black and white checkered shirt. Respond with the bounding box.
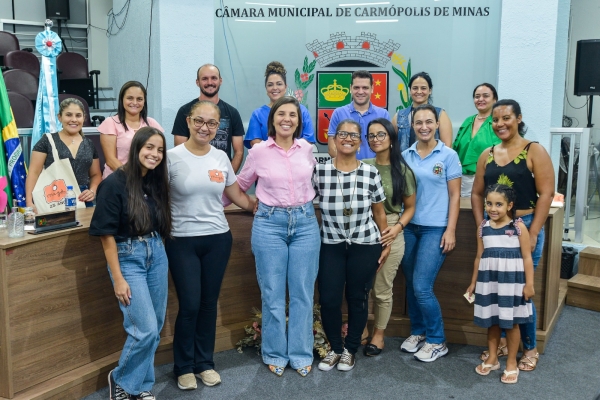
[314,118,390,372]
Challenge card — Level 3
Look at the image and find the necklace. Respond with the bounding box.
[334,159,359,217]
[476,114,489,120]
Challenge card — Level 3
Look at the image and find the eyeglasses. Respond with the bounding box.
[190,117,219,129]
[367,132,387,142]
[336,131,361,140]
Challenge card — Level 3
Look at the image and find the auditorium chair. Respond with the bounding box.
[3,69,38,103]
[0,31,19,66]
[56,52,100,109]
[8,92,34,128]
[4,50,40,79]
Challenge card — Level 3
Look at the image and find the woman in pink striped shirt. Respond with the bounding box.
[233,96,320,377]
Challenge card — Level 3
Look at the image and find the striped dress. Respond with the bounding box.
[474,219,533,329]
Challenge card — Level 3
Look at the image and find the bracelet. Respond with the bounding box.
[397,220,405,230]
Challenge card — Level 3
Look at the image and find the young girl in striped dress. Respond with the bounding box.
[466,184,534,384]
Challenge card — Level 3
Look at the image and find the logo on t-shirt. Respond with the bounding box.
[432,162,444,176]
[208,169,225,183]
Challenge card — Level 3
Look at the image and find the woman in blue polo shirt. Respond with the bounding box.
[400,104,461,362]
[244,61,315,148]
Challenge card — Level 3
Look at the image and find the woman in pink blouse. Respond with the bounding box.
[99,81,163,178]
[232,96,320,377]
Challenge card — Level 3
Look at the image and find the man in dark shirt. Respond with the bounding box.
[171,64,245,172]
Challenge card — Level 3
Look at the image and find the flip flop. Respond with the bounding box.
[475,361,500,376]
[501,369,519,384]
[518,352,539,371]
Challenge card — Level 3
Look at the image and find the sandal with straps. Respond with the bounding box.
[501,369,519,384]
[480,344,508,361]
[518,352,539,371]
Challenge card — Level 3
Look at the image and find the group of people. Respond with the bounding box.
[23,61,555,399]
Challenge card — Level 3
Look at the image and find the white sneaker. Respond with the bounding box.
[177,373,197,390]
[414,342,448,362]
[318,350,342,371]
[336,349,355,371]
[400,334,426,353]
[196,369,221,386]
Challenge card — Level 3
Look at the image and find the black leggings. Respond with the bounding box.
[165,231,232,376]
[317,242,382,354]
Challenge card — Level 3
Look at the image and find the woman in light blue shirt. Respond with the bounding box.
[244,61,315,148]
[399,104,461,363]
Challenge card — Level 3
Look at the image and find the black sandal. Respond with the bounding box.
[363,343,383,357]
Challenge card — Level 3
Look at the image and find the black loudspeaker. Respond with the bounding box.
[45,0,70,20]
[574,39,600,96]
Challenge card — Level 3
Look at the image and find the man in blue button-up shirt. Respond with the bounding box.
[326,70,390,160]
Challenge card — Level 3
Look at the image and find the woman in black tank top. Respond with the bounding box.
[470,99,554,379]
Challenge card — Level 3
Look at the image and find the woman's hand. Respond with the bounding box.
[377,246,391,272]
[529,232,538,253]
[440,229,456,253]
[254,197,260,215]
[113,276,131,306]
[523,284,535,301]
[380,223,402,247]
[78,189,95,203]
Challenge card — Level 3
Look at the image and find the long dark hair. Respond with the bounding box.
[118,81,150,131]
[492,99,527,137]
[409,71,434,104]
[367,118,414,206]
[485,183,517,221]
[267,96,302,139]
[122,127,172,238]
[473,83,498,100]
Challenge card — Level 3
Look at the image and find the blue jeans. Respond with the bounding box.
[402,224,447,344]
[251,201,320,369]
[108,235,168,395]
[518,213,545,350]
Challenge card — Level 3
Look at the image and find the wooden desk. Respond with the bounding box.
[0,207,259,399]
[0,201,565,399]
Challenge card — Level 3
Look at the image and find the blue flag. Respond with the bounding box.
[31,21,62,148]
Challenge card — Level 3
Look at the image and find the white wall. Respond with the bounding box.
[564,0,600,129]
[497,0,570,150]
[108,0,214,148]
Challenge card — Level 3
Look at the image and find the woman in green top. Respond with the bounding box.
[452,83,499,197]
[362,117,416,356]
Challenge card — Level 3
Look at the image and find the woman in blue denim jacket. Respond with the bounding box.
[392,72,453,152]
[90,127,172,400]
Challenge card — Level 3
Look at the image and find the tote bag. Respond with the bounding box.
[32,133,86,213]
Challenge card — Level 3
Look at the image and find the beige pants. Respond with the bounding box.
[371,213,405,330]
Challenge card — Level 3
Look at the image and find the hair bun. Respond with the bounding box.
[265,61,286,77]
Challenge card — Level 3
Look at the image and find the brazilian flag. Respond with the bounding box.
[0,73,27,207]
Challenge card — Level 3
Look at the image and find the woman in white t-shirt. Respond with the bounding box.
[165,100,255,391]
